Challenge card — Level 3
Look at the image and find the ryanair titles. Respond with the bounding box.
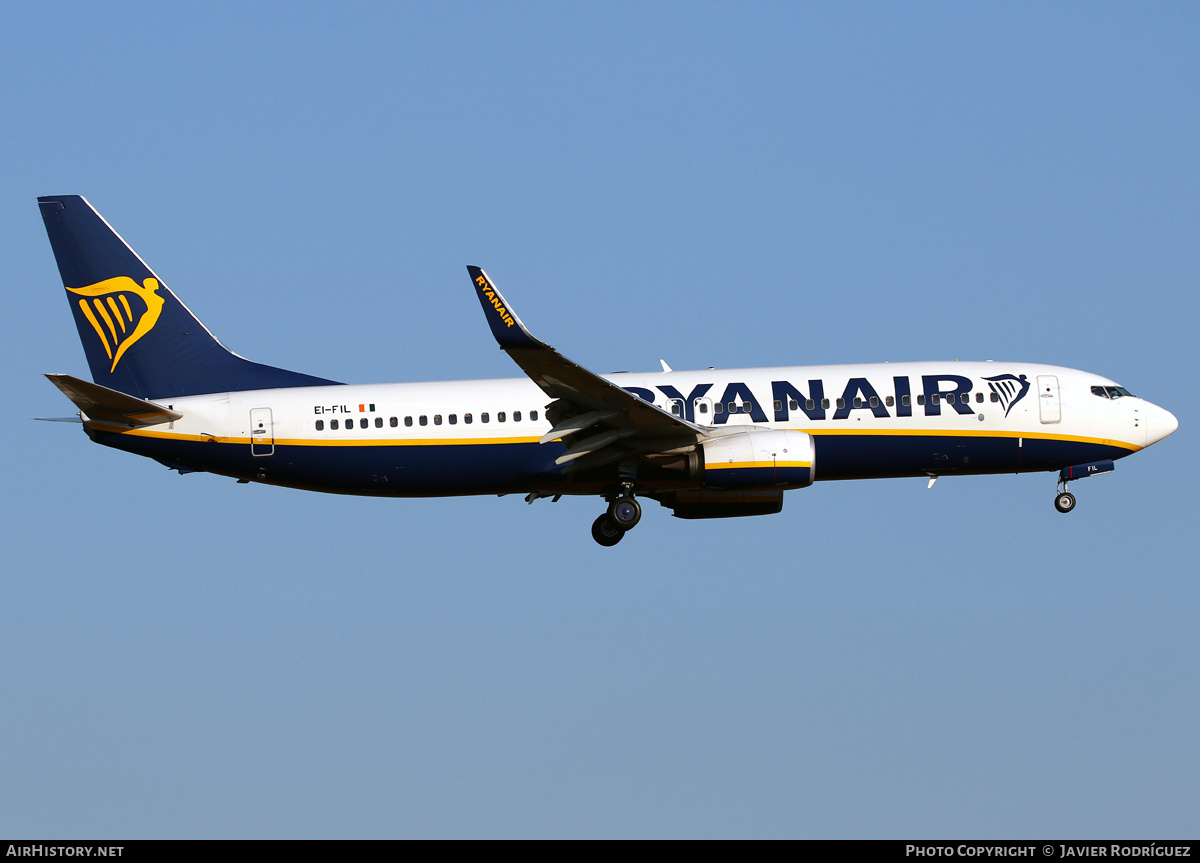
[475,275,516,328]
[623,373,1032,424]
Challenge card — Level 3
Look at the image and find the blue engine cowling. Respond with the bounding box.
[700,429,815,490]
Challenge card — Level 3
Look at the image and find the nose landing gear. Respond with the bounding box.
[591,486,642,546]
[1053,459,1115,514]
[1054,476,1077,513]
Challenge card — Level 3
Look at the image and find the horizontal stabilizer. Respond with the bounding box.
[45,373,182,427]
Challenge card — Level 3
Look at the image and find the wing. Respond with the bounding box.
[467,266,703,469]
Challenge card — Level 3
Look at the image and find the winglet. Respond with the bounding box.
[466,266,542,350]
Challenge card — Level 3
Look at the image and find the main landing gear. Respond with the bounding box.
[591,487,642,546]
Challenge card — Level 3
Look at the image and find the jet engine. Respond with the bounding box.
[699,429,815,490]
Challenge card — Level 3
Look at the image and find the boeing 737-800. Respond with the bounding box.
[37,196,1178,545]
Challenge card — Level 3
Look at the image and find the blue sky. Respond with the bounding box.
[2,2,1197,838]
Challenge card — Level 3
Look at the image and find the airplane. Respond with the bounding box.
[37,195,1178,546]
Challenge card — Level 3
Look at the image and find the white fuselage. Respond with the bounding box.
[87,360,1176,497]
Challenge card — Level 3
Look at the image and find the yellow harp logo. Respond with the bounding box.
[66,277,165,373]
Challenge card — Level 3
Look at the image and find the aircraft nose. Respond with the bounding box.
[1144,403,1179,446]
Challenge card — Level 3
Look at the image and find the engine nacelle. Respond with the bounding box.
[700,429,815,490]
[670,489,784,519]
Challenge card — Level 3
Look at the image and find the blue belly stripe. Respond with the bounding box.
[84,427,1134,496]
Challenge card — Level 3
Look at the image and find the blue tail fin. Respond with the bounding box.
[38,195,340,399]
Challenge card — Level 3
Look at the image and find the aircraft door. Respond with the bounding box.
[694,397,714,425]
[1037,376,1061,424]
[250,407,275,456]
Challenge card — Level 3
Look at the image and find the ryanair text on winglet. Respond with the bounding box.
[476,275,516,328]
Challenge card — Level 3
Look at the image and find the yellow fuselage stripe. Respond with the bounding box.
[804,426,1141,451]
[86,424,1142,452]
[88,423,544,446]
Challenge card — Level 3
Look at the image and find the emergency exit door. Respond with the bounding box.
[250,407,274,456]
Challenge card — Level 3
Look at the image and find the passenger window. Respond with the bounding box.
[330,419,339,430]
[743,401,753,413]
[346,420,354,432]
[870,396,879,408]
[789,400,798,411]
[885,396,894,407]
[434,415,442,425]
[449,414,457,425]
[821,399,830,410]
[698,403,708,414]
[482,412,490,423]
[513,411,521,422]
[902,395,910,407]
[420,415,428,426]
[931,394,940,405]
[530,410,538,421]
[990,392,999,403]
[315,419,324,431]
[853,397,863,408]
[358,417,367,428]
[945,393,955,405]
[405,416,413,427]
[727,402,737,413]
[774,400,783,412]
[837,398,846,409]
[375,417,383,428]
[714,403,723,414]
[498,412,506,422]
[975,392,983,403]
[390,417,398,427]
[671,402,682,416]
[806,399,815,411]
[464,413,472,424]
[916,395,925,406]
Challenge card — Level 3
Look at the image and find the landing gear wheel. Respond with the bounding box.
[1054,491,1076,514]
[608,497,642,529]
[591,514,626,546]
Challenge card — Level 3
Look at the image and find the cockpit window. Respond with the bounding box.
[1091,385,1135,399]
